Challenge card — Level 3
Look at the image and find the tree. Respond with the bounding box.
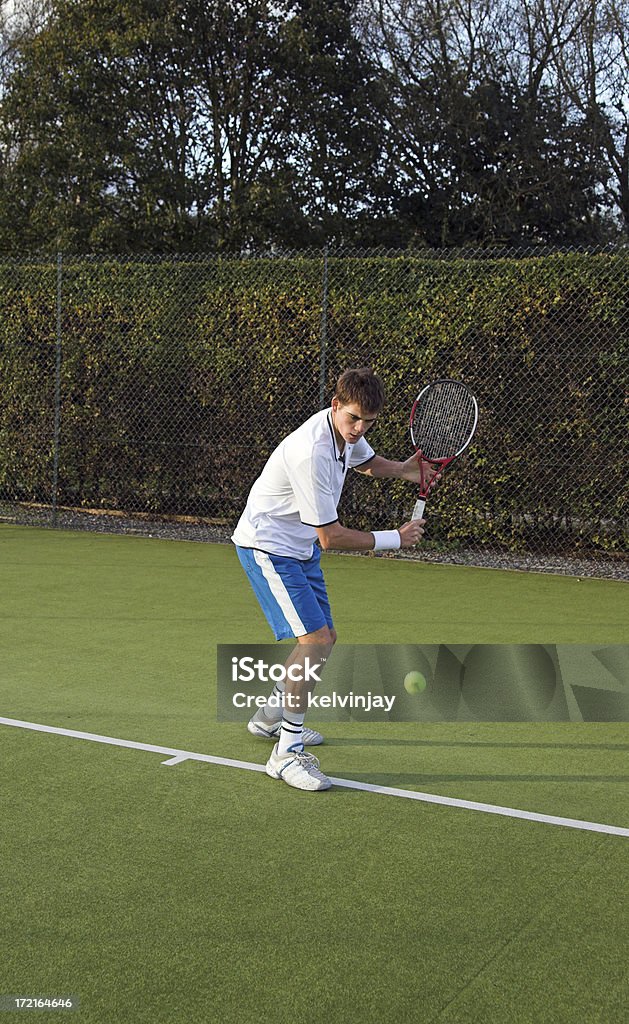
[0,0,170,251]
[357,0,618,245]
[279,0,387,245]
[545,0,629,231]
[0,0,386,250]
[0,0,624,250]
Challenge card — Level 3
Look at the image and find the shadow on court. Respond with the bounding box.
[323,736,629,752]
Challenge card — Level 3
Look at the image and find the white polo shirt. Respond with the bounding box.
[231,409,376,559]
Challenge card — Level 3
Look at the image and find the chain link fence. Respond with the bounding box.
[1,247,627,578]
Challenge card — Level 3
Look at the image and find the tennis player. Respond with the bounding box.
[232,367,437,792]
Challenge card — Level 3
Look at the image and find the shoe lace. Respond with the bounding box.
[292,749,327,778]
[292,749,323,772]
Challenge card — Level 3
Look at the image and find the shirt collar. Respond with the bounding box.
[326,411,347,468]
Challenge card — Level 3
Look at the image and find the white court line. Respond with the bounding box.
[2,716,628,838]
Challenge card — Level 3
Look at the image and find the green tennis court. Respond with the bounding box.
[1,525,628,1023]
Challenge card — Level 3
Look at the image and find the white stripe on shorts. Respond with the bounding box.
[253,550,307,636]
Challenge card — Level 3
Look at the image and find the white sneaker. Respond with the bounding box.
[265,743,332,791]
[247,713,324,746]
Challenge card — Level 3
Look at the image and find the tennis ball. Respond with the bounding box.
[404,670,427,694]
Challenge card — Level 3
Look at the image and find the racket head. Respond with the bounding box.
[410,379,478,461]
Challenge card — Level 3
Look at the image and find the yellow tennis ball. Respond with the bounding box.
[404,670,427,694]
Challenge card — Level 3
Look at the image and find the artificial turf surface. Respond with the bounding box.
[1,525,628,1023]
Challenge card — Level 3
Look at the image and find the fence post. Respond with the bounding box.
[318,244,329,409]
[51,252,62,527]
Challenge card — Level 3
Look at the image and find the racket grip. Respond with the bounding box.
[411,498,426,521]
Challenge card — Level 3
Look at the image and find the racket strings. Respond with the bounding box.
[412,382,477,460]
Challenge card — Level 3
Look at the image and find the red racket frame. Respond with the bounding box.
[409,380,478,520]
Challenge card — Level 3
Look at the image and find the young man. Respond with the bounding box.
[231,367,436,792]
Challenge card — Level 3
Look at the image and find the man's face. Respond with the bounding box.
[331,399,378,445]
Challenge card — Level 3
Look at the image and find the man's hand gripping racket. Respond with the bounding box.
[410,379,479,521]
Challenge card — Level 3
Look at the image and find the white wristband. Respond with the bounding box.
[372,530,401,551]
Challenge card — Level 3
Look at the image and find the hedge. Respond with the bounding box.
[0,250,627,556]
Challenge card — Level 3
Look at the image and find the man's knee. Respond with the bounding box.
[298,625,335,647]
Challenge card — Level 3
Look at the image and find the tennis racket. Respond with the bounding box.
[410,379,478,521]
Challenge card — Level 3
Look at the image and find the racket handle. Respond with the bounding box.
[411,498,426,521]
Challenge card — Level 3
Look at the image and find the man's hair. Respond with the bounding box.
[334,367,385,414]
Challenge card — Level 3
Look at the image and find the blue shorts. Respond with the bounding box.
[234,546,333,641]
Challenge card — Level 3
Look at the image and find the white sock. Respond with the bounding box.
[253,684,284,725]
[277,711,305,756]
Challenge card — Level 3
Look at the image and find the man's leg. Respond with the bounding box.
[239,544,335,744]
[264,625,336,791]
[276,626,336,754]
[249,627,336,746]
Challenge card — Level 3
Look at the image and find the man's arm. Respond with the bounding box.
[356,453,439,486]
[315,519,425,551]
